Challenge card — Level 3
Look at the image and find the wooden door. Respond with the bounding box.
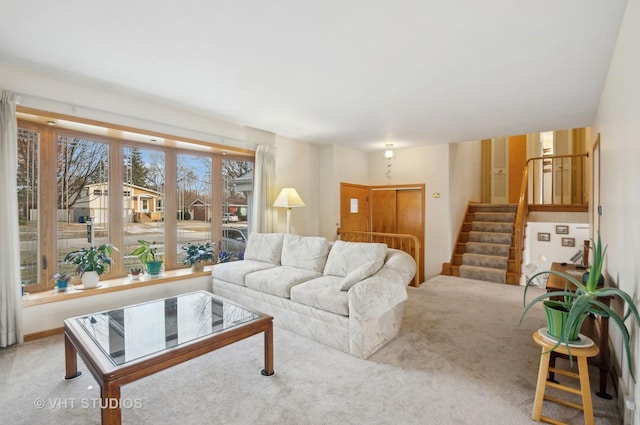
[370,189,397,233]
[339,183,369,232]
[370,185,425,283]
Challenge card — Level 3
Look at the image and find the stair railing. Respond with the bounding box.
[513,164,529,284]
[526,153,589,209]
[513,152,589,282]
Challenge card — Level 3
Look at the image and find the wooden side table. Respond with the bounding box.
[545,262,612,399]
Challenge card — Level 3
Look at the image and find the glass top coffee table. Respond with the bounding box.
[64,290,274,425]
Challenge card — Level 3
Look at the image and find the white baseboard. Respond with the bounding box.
[618,377,636,425]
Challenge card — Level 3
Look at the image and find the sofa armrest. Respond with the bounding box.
[348,270,408,320]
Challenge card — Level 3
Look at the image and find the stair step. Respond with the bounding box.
[459,265,506,284]
[471,221,514,233]
[465,241,510,256]
[443,203,520,285]
[469,203,518,213]
[462,253,508,269]
[473,212,516,222]
[468,231,512,245]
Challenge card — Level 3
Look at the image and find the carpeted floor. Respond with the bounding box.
[0,275,622,424]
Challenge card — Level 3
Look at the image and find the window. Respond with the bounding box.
[17,128,40,288]
[176,153,212,266]
[17,112,254,292]
[122,146,165,273]
[57,135,110,278]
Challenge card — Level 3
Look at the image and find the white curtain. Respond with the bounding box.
[251,144,277,233]
[0,90,23,347]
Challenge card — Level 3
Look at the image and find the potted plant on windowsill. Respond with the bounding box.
[180,242,215,272]
[520,232,640,381]
[64,244,119,288]
[131,240,163,276]
[53,272,72,291]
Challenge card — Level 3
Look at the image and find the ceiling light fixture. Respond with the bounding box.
[384,144,394,183]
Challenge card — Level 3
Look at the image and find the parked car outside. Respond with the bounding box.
[222,212,239,223]
[220,227,247,254]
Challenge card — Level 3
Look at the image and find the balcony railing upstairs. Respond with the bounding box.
[512,152,589,283]
[526,153,589,212]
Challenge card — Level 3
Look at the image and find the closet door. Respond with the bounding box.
[370,185,425,283]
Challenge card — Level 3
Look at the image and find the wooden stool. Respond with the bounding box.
[532,330,600,425]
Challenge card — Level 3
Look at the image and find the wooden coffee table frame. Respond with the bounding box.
[64,296,274,425]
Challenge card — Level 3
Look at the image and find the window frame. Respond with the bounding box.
[17,111,253,292]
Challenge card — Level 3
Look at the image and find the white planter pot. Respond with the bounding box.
[81,271,100,288]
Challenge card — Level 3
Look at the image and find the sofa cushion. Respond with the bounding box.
[212,260,277,286]
[290,276,350,316]
[340,261,381,291]
[245,266,322,298]
[281,234,331,273]
[244,233,285,265]
[323,240,387,278]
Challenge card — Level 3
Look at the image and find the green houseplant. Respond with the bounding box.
[180,242,215,272]
[131,240,163,276]
[53,271,72,290]
[64,244,119,288]
[520,232,640,381]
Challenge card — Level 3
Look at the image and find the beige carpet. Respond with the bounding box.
[0,275,622,424]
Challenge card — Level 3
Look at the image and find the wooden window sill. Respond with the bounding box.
[21,267,212,307]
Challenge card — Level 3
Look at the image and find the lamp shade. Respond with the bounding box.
[273,188,305,208]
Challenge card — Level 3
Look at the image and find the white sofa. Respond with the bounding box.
[211,233,416,358]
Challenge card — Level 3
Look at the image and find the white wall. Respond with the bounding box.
[316,144,370,240]
[273,135,321,236]
[0,61,254,151]
[524,222,590,271]
[367,143,478,280]
[449,141,483,246]
[593,0,640,421]
[23,276,211,335]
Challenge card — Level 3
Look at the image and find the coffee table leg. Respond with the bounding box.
[260,322,274,376]
[64,332,82,380]
[101,382,121,425]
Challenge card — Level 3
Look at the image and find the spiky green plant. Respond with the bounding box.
[520,232,640,382]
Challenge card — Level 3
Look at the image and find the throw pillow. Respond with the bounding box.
[340,261,381,291]
[244,233,285,264]
[281,234,331,272]
[324,240,387,277]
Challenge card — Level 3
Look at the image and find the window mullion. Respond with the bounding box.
[109,143,124,276]
[40,127,58,289]
[164,152,177,269]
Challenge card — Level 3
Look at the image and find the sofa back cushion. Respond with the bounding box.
[323,240,387,278]
[244,233,285,265]
[281,234,331,273]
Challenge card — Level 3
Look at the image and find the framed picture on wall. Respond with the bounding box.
[562,237,575,247]
[538,232,551,242]
[555,225,569,234]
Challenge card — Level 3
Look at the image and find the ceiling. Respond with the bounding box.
[0,1,628,152]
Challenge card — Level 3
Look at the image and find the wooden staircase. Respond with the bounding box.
[441,202,519,285]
